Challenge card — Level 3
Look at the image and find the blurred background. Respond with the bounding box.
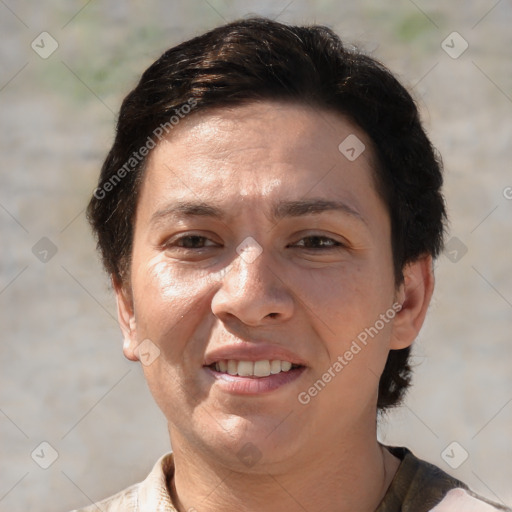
[1,1,511,510]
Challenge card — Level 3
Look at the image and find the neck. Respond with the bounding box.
[168,423,400,512]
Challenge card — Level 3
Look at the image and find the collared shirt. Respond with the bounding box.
[71,446,510,512]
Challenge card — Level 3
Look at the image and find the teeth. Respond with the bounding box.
[237,361,254,377]
[212,359,297,377]
[227,360,238,375]
[254,360,270,377]
[281,361,292,372]
[270,360,282,374]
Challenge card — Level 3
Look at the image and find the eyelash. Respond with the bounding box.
[292,235,345,250]
[168,235,218,250]
[166,234,345,251]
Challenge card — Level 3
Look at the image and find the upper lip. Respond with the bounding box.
[203,342,308,367]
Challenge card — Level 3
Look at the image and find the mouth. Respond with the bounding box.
[206,359,304,377]
[203,359,307,395]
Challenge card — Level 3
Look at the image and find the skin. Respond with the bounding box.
[115,101,434,512]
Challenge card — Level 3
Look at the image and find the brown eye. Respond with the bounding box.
[176,235,209,248]
[293,236,343,249]
[165,234,220,250]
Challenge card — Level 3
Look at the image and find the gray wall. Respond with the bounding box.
[1,1,511,510]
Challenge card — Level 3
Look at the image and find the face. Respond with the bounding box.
[116,101,426,471]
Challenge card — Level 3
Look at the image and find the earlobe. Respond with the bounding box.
[390,255,435,350]
[113,278,139,362]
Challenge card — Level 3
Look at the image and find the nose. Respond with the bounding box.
[210,241,294,327]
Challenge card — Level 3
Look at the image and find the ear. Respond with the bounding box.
[390,254,435,350]
[113,277,139,362]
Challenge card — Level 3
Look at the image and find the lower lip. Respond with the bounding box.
[203,366,306,395]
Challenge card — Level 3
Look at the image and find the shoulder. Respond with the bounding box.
[378,446,511,512]
[430,488,511,512]
[70,485,138,512]
[69,452,176,512]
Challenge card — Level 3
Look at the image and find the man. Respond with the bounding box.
[78,17,510,512]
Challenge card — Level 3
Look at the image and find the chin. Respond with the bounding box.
[202,412,302,466]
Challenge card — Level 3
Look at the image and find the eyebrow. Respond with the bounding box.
[272,199,366,223]
[150,198,367,226]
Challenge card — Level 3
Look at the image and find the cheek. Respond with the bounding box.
[131,256,228,355]
[140,258,201,311]
[292,262,392,335]
[131,258,220,413]
[293,260,397,395]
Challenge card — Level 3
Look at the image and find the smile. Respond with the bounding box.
[204,361,306,395]
[208,359,301,377]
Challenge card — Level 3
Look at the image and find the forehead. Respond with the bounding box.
[137,101,383,221]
